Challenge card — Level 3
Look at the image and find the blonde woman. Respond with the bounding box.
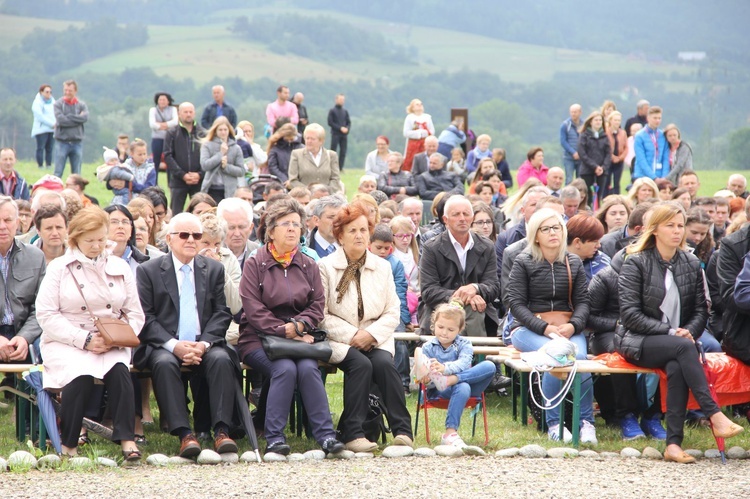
[199,116,244,202]
[402,99,435,172]
[627,177,659,207]
[501,177,545,226]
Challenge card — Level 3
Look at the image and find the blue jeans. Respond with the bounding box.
[511,327,594,426]
[394,340,411,388]
[698,330,722,353]
[54,140,82,178]
[563,156,580,185]
[428,360,495,430]
[35,132,54,167]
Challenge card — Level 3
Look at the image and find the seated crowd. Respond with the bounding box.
[2,92,750,466]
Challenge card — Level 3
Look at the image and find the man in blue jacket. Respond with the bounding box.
[0,149,30,201]
[633,106,670,180]
[560,104,582,185]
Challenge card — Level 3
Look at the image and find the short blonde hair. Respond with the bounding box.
[476,134,491,144]
[430,302,466,333]
[67,206,109,251]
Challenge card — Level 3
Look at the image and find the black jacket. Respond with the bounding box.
[507,251,590,335]
[615,247,707,361]
[200,101,238,130]
[377,170,418,197]
[717,224,750,363]
[327,105,350,136]
[415,169,463,200]
[267,138,303,182]
[587,250,625,334]
[164,122,206,188]
[577,128,612,176]
[600,226,636,259]
[705,249,723,340]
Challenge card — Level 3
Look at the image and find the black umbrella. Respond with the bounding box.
[233,378,261,462]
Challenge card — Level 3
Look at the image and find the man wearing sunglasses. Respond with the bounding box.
[135,213,238,459]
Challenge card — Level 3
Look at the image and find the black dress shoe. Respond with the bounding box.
[486,373,512,392]
[321,438,345,455]
[266,441,291,456]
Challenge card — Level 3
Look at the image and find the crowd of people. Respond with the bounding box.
[1,82,749,464]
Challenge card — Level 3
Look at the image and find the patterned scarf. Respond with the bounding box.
[269,243,298,268]
[335,252,367,321]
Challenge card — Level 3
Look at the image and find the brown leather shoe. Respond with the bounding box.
[179,434,202,459]
[713,422,744,439]
[214,432,238,454]
[663,449,696,464]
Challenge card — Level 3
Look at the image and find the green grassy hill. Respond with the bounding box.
[0,8,697,87]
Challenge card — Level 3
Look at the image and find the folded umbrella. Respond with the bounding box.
[697,341,726,464]
[233,376,261,462]
[22,365,62,455]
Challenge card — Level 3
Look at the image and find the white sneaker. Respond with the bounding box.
[441,432,466,448]
[580,420,598,445]
[547,424,573,443]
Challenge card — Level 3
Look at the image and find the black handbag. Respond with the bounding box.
[260,333,332,361]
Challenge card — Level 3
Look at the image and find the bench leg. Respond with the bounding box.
[571,374,582,448]
[510,368,517,421]
[520,372,528,426]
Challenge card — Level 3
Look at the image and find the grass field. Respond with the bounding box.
[0,11,698,86]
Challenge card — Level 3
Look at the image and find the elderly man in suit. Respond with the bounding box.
[135,212,236,458]
[288,123,341,194]
[419,195,500,336]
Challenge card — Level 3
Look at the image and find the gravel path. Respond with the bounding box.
[2,457,749,498]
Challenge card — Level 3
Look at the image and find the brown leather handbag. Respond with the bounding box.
[536,256,574,327]
[70,265,140,348]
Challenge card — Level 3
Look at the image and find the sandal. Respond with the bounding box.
[122,449,142,462]
[78,432,90,446]
[135,434,147,445]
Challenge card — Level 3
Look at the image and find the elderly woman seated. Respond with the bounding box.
[318,202,413,453]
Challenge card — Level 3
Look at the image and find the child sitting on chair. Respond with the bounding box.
[418,301,496,448]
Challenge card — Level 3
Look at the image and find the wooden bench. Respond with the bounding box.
[497,358,655,447]
[392,333,516,357]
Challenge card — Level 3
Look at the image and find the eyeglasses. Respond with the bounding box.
[276,221,302,229]
[393,233,413,239]
[109,219,131,226]
[538,225,562,234]
[170,231,203,240]
[472,220,493,227]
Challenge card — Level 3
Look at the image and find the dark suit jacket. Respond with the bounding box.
[411,152,429,178]
[134,253,232,369]
[418,230,500,332]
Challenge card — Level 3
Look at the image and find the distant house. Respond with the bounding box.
[678,52,707,62]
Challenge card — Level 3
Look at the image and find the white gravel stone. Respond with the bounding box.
[220,452,239,464]
[263,452,287,463]
[547,447,578,458]
[287,453,306,461]
[303,449,325,460]
[167,456,195,466]
[68,457,92,468]
[495,448,519,458]
[240,451,262,463]
[641,447,663,460]
[579,450,600,459]
[518,444,546,458]
[414,447,437,458]
[382,446,414,458]
[197,450,221,465]
[354,452,375,459]
[684,449,702,459]
[462,446,486,456]
[434,445,464,458]
[8,451,37,469]
[704,449,722,459]
[600,451,620,459]
[326,450,355,460]
[37,454,61,469]
[96,457,118,468]
[726,446,747,459]
[620,447,641,458]
[146,454,169,466]
[0,458,7,472]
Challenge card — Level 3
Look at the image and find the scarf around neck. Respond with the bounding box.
[335,251,367,321]
[63,97,78,106]
[269,242,298,268]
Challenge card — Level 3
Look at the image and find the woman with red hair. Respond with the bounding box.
[365,135,393,177]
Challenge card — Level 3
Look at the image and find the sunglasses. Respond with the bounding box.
[170,231,203,240]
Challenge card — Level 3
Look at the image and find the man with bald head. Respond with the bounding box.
[419,195,500,336]
[411,136,439,178]
[165,102,206,215]
[201,85,237,129]
[292,92,308,138]
[727,174,749,199]
[560,104,582,184]
[546,166,565,196]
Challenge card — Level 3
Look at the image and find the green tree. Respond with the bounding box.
[726,128,750,170]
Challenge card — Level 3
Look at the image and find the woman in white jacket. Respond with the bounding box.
[31,84,56,168]
[199,116,245,203]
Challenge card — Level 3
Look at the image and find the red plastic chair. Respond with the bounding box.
[413,383,489,445]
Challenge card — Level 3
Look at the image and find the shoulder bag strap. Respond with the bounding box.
[68,264,98,322]
[566,255,573,310]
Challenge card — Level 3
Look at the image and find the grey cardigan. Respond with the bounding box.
[200,137,245,198]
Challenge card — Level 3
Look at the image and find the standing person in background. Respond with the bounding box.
[402,99,434,172]
[266,85,299,131]
[517,147,549,187]
[436,119,466,159]
[492,148,512,189]
[199,116,244,203]
[633,106,669,181]
[149,92,178,184]
[327,94,351,171]
[31,84,56,169]
[236,121,268,179]
[200,85,237,130]
[53,80,88,178]
[624,99,650,137]
[663,124,693,185]
[606,111,628,196]
[560,103,582,185]
[577,111,611,205]
[164,102,206,216]
[115,135,130,163]
[292,92,308,140]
